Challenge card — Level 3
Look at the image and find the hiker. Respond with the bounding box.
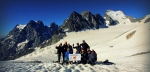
[92,49,97,61]
[64,48,70,64]
[67,43,73,54]
[62,41,68,63]
[80,40,90,52]
[73,43,81,54]
[80,49,88,64]
[87,50,97,65]
[55,42,63,64]
[63,41,68,53]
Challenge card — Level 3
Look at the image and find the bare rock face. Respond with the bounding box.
[104,13,118,26]
[82,11,105,29]
[60,11,105,32]
[0,20,58,60]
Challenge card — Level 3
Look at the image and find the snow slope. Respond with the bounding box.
[140,14,150,23]
[0,21,150,72]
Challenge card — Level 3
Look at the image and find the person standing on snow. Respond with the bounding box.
[62,41,68,63]
[80,40,90,53]
[55,42,63,64]
[67,43,73,54]
[73,43,82,54]
[72,43,82,64]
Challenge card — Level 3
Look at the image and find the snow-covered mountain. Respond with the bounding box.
[140,14,150,23]
[0,20,58,60]
[104,10,141,26]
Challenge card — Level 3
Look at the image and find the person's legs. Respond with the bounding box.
[80,59,83,64]
[58,54,61,63]
[64,58,68,64]
[62,53,65,63]
[65,58,71,65]
[83,60,87,64]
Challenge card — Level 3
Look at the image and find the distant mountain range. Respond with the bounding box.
[0,10,149,60]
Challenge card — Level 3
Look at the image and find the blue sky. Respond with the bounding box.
[0,0,150,38]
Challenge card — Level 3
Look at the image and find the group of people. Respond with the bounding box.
[55,40,97,65]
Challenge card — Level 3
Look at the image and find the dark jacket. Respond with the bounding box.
[80,43,90,52]
[92,50,97,60]
[88,51,97,65]
[73,45,81,54]
[62,44,68,53]
[68,45,73,54]
[81,52,88,64]
[56,45,63,54]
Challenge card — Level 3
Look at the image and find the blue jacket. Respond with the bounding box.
[65,51,70,60]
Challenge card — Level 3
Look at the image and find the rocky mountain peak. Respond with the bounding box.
[16,24,26,30]
[50,22,57,27]
[26,20,37,28]
[81,11,105,29]
[49,22,58,35]
[95,14,105,23]
[81,10,92,16]
[29,20,36,24]
[59,10,106,32]
[36,20,44,25]
[7,24,25,37]
[25,20,46,31]
[0,20,59,60]
[69,11,83,20]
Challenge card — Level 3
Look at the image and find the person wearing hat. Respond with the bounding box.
[80,40,90,53]
[55,42,63,64]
